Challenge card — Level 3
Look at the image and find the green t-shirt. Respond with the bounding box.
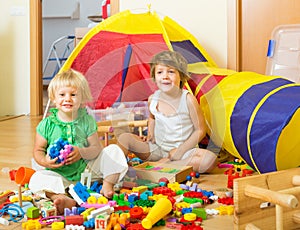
[36,108,98,181]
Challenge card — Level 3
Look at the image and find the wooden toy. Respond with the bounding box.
[234,167,300,230]
[95,213,110,230]
[133,162,193,183]
[39,200,57,218]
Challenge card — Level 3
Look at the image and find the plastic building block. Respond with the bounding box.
[26,206,40,219]
[126,194,137,203]
[132,186,148,193]
[65,225,85,230]
[129,207,144,219]
[175,201,190,209]
[182,207,193,215]
[97,196,109,204]
[189,183,198,191]
[192,208,207,220]
[216,205,234,215]
[87,205,114,220]
[69,184,84,205]
[133,199,155,208]
[51,221,64,230]
[48,138,73,164]
[90,181,102,193]
[166,222,184,229]
[80,200,116,209]
[152,187,176,196]
[181,223,203,230]
[80,169,92,189]
[87,196,97,204]
[183,212,197,221]
[106,213,128,229]
[218,197,234,205]
[83,217,95,228]
[65,215,84,226]
[80,207,95,221]
[39,216,64,225]
[64,207,78,216]
[126,223,145,230]
[73,182,90,202]
[22,219,42,229]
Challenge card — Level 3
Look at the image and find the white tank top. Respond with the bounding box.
[149,89,194,152]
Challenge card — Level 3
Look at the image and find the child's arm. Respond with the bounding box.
[170,93,207,160]
[147,95,155,143]
[66,132,102,165]
[147,113,155,143]
[33,133,63,169]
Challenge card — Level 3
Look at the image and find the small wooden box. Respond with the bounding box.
[133,162,193,183]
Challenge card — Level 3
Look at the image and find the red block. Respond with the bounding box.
[65,215,84,226]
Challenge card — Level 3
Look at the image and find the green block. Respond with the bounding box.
[192,208,207,220]
[26,206,40,219]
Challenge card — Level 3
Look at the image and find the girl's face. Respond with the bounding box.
[54,86,81,116]
[154,64,181,92]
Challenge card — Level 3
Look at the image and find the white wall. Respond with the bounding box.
[0,0,30,116]
[0,0,228,116]
[42,0,103,84]
[119,0,228,68]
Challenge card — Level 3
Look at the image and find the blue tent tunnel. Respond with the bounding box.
[199,71,300,173]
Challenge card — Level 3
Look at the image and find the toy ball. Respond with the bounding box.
[186,175,192,181]
[158,177,169,185]
[190,171,196,177]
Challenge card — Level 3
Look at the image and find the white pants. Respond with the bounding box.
[29,144,128,195]
[148,141,197,161]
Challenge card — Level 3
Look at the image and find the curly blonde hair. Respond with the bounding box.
[48,69,92,104]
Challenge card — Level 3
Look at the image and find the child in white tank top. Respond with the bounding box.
[118,51,217,173]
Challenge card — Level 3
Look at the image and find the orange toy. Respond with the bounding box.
[15,167,35,185]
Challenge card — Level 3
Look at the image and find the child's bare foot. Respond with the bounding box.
[100,174,120,199]
[50,194,77,215]
[100,181,114,199]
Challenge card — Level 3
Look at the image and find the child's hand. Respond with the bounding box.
[147,133,155,143]
[64,146,82,165]
[169,148,181,161]
[44,155,64,169]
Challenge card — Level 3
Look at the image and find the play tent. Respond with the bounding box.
[61,9,217,109]
[60,9,300,174]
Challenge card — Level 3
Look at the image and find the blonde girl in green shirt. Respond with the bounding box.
[29,69,128,214]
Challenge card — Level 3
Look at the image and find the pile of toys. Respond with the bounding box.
[0,166,242,230]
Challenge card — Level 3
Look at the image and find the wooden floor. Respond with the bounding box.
[0,115,42,191]
[0,115,233,230]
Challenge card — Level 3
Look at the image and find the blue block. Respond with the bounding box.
[73,182,90,202]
